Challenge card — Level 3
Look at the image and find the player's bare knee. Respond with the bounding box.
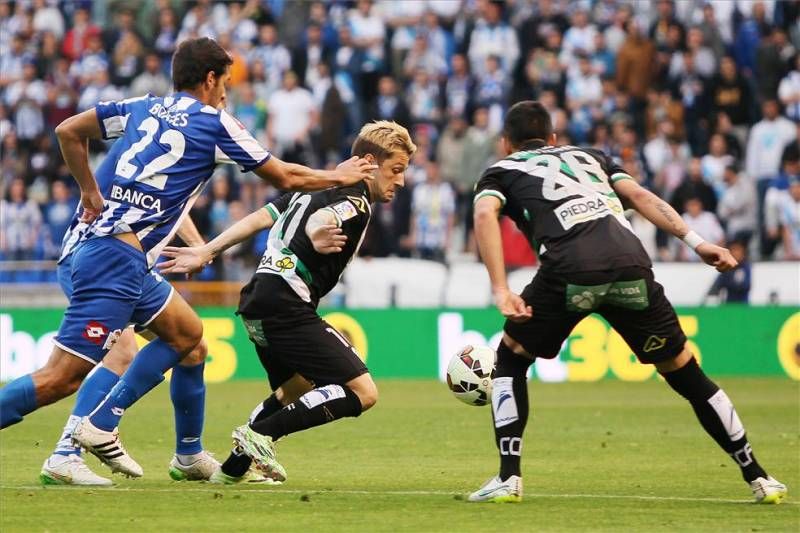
[351,379,378,411]
[179,338,208,367]
[655,345,694,374]
[170,322,204,358]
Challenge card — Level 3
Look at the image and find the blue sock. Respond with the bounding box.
[0,375,37,429]
[171,362,206,455]
[89,339,181,431]
[53,367,119,457]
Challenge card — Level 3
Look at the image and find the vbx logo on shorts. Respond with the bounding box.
[82,321,109,346]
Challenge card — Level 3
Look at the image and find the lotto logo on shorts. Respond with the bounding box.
[82,321,109,345]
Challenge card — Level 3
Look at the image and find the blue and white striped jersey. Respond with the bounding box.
[58,139,125,263]
[71,92,270,267]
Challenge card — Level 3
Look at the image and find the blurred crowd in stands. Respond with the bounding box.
[1,0,799,283]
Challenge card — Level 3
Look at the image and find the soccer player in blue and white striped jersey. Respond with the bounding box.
[0,38,375,479]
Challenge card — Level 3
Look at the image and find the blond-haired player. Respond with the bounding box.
[158,121,416,483]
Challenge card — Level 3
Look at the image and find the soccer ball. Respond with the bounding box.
[446,345,496,406]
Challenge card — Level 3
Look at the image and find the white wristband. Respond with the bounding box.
[682,230,706,250]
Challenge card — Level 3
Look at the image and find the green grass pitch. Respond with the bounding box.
[1,379,798,532]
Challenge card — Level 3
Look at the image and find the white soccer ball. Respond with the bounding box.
[446,345,496,406]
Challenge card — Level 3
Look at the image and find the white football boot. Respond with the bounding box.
[168,451,220,481]
[468,475,523,503]
[72,417,143,478]
[750,476,788,504]
[39,454,113,486]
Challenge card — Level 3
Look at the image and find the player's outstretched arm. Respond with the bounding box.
[254,155,377,192]
[55,109,105,223]
[158,208,275,274]
[474,196,532,322]
[613,179,737,272]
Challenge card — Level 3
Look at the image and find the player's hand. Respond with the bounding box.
[494,287,532,323]
[336,156,378,185]
[310,224,347,254]
[696,242,738,272]
[79,189,104,223]
[157,246,212,275]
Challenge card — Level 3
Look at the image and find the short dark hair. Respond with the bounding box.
[172,37,232,91]
[502,101,552,149]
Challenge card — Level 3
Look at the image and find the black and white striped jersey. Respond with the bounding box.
[474,143,651,273]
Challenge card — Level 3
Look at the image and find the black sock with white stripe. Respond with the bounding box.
[221,394,284,477]
[493,342,533,482]
[661,357,767,483]
[249,385,362,441]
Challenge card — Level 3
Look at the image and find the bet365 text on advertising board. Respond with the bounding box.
[1,307,797,382]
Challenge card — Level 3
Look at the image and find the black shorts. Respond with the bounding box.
[505,266,686,364]
[241,312,369,391]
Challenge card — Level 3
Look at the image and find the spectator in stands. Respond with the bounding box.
[712,112,743,163]
[717,164,758,246]
[671,157,718,215]
[778,54,800,122]
[153,7,179,74]
[313,63,348,165]
[677,197,725,261]
[248,23,291,97]
[4,58,47,152]
[233,82,266,140]
[561,8,597,70]
[60,7,99,62]
[223,1,259,50]
[706,240,751,303]
[616,20,656,136]
[267,70,317,165]
[77,69,124,112]
[407,68,441,126]
[565,52,602,143]
[763,147,800,258]
[31,0,63,40]
[779,176,800,260]
[293,22,333,89]
[518,0,569,55]
[591,31,615,79]
[699,3,726,59]
[129,51,170,97]
[655,135,691,202]
[307,1,337,51]
[669,50,708,153]
[746,99,797,208]
[650,0,685,50]
[670,26,716,79]
[403,32,448,80]
[709,56,754,141]
[0,178,42,263]
[69,32,109,87]
[701,133,734,198]
[474,55,508,131]
[43,180,76,259]
[756,28,792,101]
[410,161,456,263]
[348,0,386,103]
[468,0,519,76]
[368,75,410,128]
[110,14,144,87]
[444,53,474,118]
